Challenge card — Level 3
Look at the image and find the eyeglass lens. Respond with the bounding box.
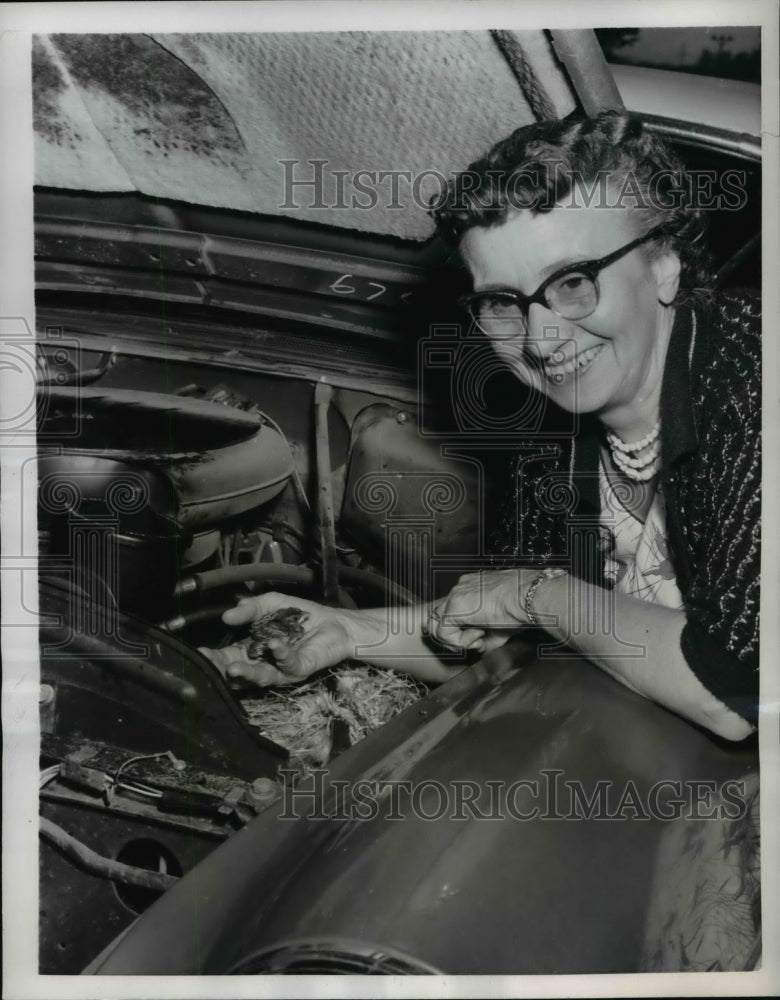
[472,271,599,337]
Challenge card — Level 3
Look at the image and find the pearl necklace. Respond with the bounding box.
[606,421,659,454]
[606,420,661,482]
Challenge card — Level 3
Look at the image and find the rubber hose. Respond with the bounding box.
[175,563,417,607]
[38,629,197,704]
[159,605,234,631]
[40,817,178,892]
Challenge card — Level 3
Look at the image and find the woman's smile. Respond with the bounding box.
[461,194,681,435]
[542,341,605,382]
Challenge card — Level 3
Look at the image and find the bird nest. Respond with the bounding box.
[241,664,427,774]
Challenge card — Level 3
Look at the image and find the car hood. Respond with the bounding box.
[34,31,760,245]
[88,639,757,975]
[33,31,571,241]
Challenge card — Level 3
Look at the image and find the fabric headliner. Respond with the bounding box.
[33,31,576,241]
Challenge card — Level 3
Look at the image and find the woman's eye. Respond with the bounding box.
[481,295,520,317]
[558,273,587,292]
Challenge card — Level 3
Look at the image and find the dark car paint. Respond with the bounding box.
[89,639,756,975]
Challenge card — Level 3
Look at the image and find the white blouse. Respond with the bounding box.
[598,462,686,611]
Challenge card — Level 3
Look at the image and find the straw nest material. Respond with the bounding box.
[242,664,427,773]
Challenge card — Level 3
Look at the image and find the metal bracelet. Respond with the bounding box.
[524,567,568,626]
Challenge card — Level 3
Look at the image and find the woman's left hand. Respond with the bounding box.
[426,569,535,652]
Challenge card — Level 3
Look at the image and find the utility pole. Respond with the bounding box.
[711,32,734,57]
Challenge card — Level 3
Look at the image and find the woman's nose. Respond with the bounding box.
[524,302,568,356]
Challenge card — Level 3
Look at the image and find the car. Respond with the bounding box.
[26,26,763,976]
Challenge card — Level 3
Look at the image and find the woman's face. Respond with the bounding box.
[460,191,681,428]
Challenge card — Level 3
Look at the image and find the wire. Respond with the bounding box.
[39,765,60,790]
[39,817,177,891]
[41,763,162,801]
[231,527,242,566]
[113,750,182,789]
[42,754,180,802]
[256,520,306,554]
[113,781,162,799]
[254,408,312,512]
[255,519,358,558]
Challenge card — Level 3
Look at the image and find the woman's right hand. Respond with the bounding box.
[199,591,359,688]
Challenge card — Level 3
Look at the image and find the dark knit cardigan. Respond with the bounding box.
[490,292,761,724]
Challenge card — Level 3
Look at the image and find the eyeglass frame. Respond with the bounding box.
[458,222,673,336]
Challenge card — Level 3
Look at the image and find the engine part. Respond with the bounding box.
[39,576,288,781]
[158,604,233,632]
[40,817,178,892]
[38,386,295,529]
[174,562,418,606]
[314,380,340,604]
[40,725,283,974]
[340,403,481,599]
[40,790,218,974]
[38,386,295,616]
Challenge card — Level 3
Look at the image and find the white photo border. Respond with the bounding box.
[2,2,778,998]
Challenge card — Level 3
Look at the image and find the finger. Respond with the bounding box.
[262,635,317,672]
[222,591,289,626]
[198,644,252,675]
[425,601,448,641]
[437,594,484,626]
[428,598,478,636]
[226,659,291,687]
[265,636,299,660]
[433,625,485,650]
[221,598,261,626]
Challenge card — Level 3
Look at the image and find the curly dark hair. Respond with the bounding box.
[430,110,714,306]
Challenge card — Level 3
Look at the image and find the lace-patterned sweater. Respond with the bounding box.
[489,292,761,724]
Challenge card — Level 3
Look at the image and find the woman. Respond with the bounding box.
[207,111,760,743]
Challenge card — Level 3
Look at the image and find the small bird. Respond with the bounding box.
[247,607,310,661]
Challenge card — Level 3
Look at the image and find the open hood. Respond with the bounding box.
[33,31,580,241]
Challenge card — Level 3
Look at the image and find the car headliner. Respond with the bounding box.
[32,31,759,244]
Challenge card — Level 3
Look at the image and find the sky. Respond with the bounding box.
[611,26,761,66]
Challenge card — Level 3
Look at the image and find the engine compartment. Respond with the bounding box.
[36,338,483,972]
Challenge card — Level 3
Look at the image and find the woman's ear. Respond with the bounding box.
[654,248,681,306]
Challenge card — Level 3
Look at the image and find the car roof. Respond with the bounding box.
[610,64,760,136]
